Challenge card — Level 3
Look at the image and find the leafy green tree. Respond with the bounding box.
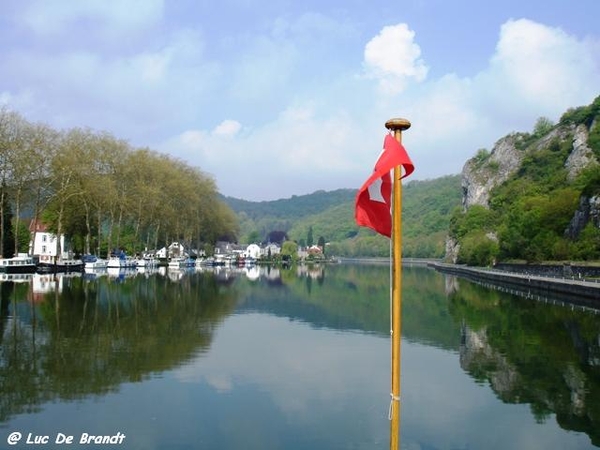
[281,240,298,260]
[246,230,260,244]
[14,219,30,253]
[532,116,554,137]
[449,205,496,239]
[457,232,499,266]
[572,223,600,260]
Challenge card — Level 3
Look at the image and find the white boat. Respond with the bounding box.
[0,254,36,273]
[83,255,108,270]
[107,254,138,268]
[37,256,84,272]
[136,257,158,268]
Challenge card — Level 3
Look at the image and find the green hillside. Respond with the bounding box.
[449,95,600,265]
[222,174,462,258]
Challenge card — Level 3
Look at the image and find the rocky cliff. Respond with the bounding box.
[447,96,600,264]
[461,134,524,209]
[461,124,595,210]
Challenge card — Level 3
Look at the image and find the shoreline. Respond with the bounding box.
[428,261,600,309]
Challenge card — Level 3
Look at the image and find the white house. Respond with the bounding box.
[245,244,261,259]
[28,220,74,263]
[261,243,281,257]
[167,242,187,258]
[153,242,190,259]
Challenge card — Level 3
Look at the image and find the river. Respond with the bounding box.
[0,263,599,449]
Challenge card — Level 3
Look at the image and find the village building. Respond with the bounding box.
[245,244,261,259]
[28,220,76,264]
[261,243,281,258]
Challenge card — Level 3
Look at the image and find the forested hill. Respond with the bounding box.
[221,189,355,245]
[223,189,354,222]
[222,175,462,258]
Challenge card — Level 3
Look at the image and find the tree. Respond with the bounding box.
[281,240,298,259]
[267,231,288,244]
[307,225,314,247]
[457,232,499,266]
[317,236,325,254]
[533,116,554,137]
[0,109,22,256]
[15,121,56,256]
[1,185,14,257]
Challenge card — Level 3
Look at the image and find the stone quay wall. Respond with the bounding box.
[429,262,600,305]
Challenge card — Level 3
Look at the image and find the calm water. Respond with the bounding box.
[1,264,599,449]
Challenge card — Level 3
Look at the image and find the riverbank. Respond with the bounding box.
[429,262,600,308]
[338,257,436,266]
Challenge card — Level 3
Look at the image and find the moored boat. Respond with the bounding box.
[36,254,84,272]
[83,255,108,270]
[136,257,158,268]
[0,254,37,274]
[107,252,138,269]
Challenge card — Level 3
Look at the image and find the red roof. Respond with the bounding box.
[29,219,49,232]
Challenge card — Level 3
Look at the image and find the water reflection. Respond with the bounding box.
[0,270,237,424]
[447,276,600,446]
[0,265,598,449]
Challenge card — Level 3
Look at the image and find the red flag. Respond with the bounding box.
[355,134,414,237]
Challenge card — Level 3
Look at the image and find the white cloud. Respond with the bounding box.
[212,120,242,137]
[180,130,206,147]
[475,18,599,125]
[161,103,364,199]
[363,23,429,94]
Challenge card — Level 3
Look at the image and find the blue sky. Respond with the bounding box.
[1,0,599,201]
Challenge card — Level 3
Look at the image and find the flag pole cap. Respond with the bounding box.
[385,118,411,131]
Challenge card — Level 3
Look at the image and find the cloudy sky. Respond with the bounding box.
[1,1,599,201]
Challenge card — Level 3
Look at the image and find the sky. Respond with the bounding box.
[1,0,599,201]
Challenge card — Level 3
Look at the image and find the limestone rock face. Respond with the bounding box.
[460,123,599,225]
[565,195,600,239]
[461,134,524,209]
[566,124,598,180]
[445,236,460,263]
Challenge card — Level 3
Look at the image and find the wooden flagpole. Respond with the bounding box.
[385,118,410,450]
